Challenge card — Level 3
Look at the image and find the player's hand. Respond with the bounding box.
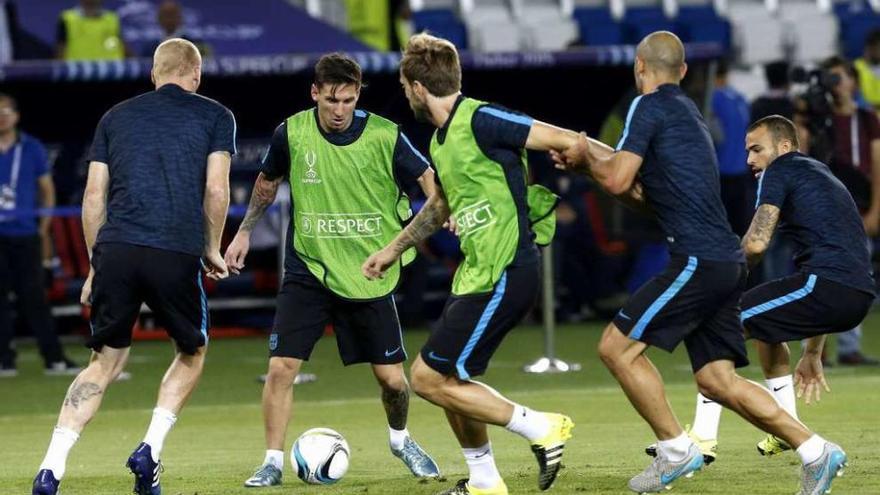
[794,354,830,405]
[362,247,398,280]
[443,215,460,236]
[224,231,250,275]
[551,132,590,174]
[80,270,94,306]
[203,250,229,280]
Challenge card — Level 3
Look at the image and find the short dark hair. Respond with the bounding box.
[748,114,800,149]
[716,58,731,78]
[822,55,857,78]
[314,53,362,89]
[764,61,790,89]
[0,92,18,111]
[866,28,880,48]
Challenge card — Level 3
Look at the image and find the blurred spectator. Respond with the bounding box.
[0,93,80,377]
[711,60,754,237]
[141,1,211,58]
[1,1,55,60]
[344,0,391,51]
[56,0,129,61]
[751,61,794,122]
[855,29,880,111]
[822,55,880,366]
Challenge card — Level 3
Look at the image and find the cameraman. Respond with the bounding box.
[819,56,880,366]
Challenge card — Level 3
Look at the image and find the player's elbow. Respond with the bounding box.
[742,238,768,258]
[605,175,634,196]
[204,184,229,203]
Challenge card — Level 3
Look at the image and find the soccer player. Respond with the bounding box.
[224,53,440,488]
[32,38,234,495]
[667,115,874,461]
[552,32,848,495]
[362,33,577,495]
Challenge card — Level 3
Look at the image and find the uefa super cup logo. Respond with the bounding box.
[303,150,321,184]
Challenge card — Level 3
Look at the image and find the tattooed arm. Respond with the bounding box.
[362,188,451,280]
[224,172,283,275]
[742,204,781,267]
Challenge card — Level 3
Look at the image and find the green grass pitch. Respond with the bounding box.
[2,314,880,494]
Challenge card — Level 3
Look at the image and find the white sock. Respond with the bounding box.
[462,442,502,490]
[39,426,80,479]
[504,404,550,442]
[143,407,178,462]
[691,393,722,440]
[658,431,692,463]
[263,449,284,470]
[766,375,798,420]
[389,427,409,451]
[796,434,826,465]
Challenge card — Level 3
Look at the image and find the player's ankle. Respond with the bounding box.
[504,404,550,442]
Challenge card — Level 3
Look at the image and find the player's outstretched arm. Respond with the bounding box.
[742,204,780,267]
[363,188,451,280]
[224,172,282,275]
[203,151,231,280]
[524,120,580,152]
[80,161,110,305]
[551,133,643,196]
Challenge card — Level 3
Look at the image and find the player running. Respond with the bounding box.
[224,53,440,488]
[652,115,874,464]
[32,39,234,495]
[553,32,848,495]
[363,33,577,495]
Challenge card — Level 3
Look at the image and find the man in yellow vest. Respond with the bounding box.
[56,0,128,61]
[855,29,880,110]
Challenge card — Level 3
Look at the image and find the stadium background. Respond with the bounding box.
[1,0,879,494]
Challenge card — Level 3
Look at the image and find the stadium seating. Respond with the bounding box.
[511,0,580,50]
[463,0,522,52]
[676,0,732,48]
[780,0,839,62]
[728,0,787,64]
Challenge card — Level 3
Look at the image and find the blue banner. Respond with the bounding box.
[15,0,369,56]
[0,44,723,82]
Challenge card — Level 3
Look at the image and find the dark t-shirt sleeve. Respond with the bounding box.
[210,108,237,155]
[88,112,110,163]
[260,122,290,180]
[392,130,430,187]
[617,95,660,156]
[33,140,50,177]
[472,104,533,150]
[756,165,788,208]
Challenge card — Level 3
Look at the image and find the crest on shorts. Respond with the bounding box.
[269,333,279,351]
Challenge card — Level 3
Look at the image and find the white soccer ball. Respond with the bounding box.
[291,427,351,485]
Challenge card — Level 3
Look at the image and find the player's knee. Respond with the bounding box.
[266,357,300,387]
[695,373,732,403]
[376,367,407,393]
[410,360,441,400]
[597,327,624,369]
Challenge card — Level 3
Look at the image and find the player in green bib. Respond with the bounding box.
[363,34,582,495]
[223,54,440,488]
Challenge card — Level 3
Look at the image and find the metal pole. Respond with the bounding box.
[523,244,581,373]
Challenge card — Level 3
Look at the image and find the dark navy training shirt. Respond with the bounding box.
[756,152,875,294]
[260,109,429,280]
[0,133,50,237]
[89,84,237,256]
[617,84,744,262]
[433,96,539,266]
